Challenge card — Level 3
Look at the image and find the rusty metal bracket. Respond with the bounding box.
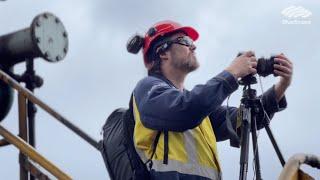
[24,160,51,180]
[0,138,10,147]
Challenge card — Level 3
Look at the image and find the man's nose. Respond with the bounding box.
[189,44,196,51]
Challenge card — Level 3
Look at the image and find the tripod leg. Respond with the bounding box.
[239,108,251,180]
[265,125,286,166]
[251,115,262,180]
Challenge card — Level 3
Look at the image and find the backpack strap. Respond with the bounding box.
[163,131,169,164]
[145,131,161,170]
[129,93,134,115]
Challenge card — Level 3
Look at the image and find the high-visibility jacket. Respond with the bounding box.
[132,71,286,180]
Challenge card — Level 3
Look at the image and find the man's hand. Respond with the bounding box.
[274,53,293,102]
[225,51,257,79]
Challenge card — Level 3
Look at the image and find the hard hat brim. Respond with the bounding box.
[175,26,199,41]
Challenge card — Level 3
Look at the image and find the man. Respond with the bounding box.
[129,20,292,180]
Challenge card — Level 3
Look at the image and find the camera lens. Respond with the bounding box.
[257,56,276,77]
[236,52,277,77]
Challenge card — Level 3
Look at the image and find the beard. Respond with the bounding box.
[171,52,199,73]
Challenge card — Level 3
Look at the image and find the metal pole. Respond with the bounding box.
[24,160,51,180]
[25,59,37,180]
[18,92,29,180]
[25,59,36,148]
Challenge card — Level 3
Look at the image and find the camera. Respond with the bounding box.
[237,53,277,77]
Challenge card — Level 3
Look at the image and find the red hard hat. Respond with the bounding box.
[143,20,199,69]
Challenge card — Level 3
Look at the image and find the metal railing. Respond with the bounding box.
[0,69,101,179]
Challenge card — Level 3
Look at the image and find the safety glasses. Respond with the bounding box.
[156,36,194,54]
[170,36,194,47]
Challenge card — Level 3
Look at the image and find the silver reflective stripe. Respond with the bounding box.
[136,147,148,162]
[151,159,221,180]
[184,130,197,164]
[183,130,222,180]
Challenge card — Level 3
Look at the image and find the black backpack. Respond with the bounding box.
[99,96,161,180]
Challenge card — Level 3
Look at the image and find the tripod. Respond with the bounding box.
[237,75,286,180]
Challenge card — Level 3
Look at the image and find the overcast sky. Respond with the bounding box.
[0,0,319,179]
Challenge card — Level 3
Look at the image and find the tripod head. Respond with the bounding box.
[239,75,259,105]
[239,74,257,87]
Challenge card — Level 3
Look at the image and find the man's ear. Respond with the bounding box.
[159,51,169,61]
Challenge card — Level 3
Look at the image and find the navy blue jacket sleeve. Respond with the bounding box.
[210,85,287,142]
[133,71,239,132]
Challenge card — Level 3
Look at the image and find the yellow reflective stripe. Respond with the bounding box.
[153,133,164,160]
[199,117,221,171]
[168,132,187,162]
[133,96,157,158]
[151,159,222,180]
[193,126,218,169]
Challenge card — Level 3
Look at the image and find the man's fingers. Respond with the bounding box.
[249,56,257,62]
[250,68,257,74]
[244,51,255,57]
[251,62,257,68]
[276,54,292,65]
[275,58,293,69]
[274,64,292,74]
[274,70,291,78]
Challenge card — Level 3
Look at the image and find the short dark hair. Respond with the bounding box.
[146,35,168,76]
[147,57,162,75]
[147,30,185,75]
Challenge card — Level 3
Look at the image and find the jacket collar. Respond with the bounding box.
[149,73,177,89]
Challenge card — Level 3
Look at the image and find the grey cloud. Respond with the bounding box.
[0,0,319,179]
